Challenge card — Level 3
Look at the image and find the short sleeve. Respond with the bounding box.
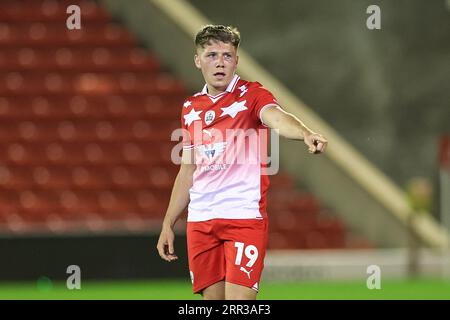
[251,85,282,126]
[180,108,194,150]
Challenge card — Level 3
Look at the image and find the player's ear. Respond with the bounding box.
[236,54,239,66]
[194,54,201,69]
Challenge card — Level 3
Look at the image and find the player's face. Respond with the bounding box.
[194,40,239,96]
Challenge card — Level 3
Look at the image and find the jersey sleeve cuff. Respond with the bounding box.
[259,103,281,127]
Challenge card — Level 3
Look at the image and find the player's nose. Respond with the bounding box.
[216,55,225,67]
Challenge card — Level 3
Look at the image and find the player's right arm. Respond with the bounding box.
[156,148,195,262]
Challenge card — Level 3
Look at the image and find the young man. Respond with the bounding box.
[157,25,327,300]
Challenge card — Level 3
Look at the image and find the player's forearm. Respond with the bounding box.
[267,108,313,140]
[162,166,194,228]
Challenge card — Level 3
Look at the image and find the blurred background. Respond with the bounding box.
[0,0,449,299]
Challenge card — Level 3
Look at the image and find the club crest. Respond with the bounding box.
[204,110,215,125]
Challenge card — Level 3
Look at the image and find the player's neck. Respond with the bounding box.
[206,85,226,97]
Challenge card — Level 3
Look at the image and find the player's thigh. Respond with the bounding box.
[187,221,226,294]
[223,219,268,292]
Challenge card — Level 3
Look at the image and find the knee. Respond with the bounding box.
[202,291,225,300]
[225,283,257,300]
[225,292,257,300]
[202,281,225,300]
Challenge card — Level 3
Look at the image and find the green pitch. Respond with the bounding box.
[0,278,449,300]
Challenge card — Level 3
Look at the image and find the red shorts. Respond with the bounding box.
[187,218,269,294]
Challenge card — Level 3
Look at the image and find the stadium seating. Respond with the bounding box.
[0,0,372,249]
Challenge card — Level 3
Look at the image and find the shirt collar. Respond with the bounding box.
[200,74,240,97]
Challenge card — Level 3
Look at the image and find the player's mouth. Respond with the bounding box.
[213,72,226,79]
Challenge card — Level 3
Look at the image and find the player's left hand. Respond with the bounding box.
[304,132,328,154]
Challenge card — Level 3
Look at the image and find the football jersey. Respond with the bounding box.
[181,74,281,222]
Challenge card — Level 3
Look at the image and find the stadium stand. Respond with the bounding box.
[0,0,372,249]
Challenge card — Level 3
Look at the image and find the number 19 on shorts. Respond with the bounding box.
[234,242,259,267]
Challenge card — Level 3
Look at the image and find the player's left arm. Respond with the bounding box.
[261,105,328,154]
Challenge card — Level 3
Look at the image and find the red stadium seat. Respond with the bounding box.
[17,190,60,221]
[95,190,142,219]
[302,231,326,249]
[32,166,71,189]
[268,231,307,249]
[135,189,169,218]
[0,190,21,212]
[71,166,110,189]
[5,143,35,164]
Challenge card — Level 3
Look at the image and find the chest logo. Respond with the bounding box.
[204,110,216,126]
